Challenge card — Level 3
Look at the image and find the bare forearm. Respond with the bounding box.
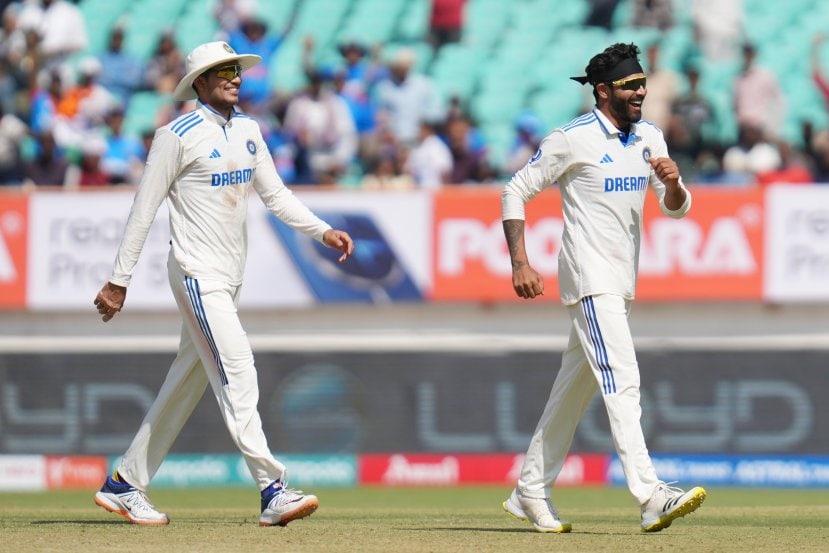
[503,219,528,269]
[663,183,687,211]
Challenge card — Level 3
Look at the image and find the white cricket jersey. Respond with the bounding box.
[502,108,691,305]
[111,101,331,287]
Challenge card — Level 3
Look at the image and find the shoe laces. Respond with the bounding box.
[124,489,160,514]
[268,486,306,508]
[658,481,685,499]
[544,498,562,518]
[522,493,562,521]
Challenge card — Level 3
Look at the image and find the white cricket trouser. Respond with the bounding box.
[517,293,659,504]
[117,256,285,491]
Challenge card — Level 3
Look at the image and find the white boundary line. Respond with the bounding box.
[0,333,827,353]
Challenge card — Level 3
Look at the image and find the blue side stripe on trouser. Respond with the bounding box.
[184,277,228,386]
[582,296,616,394]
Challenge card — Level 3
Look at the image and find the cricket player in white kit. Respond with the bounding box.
[501,43,706,533]
[92,41,354,526]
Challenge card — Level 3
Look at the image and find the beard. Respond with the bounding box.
[608,93,642,129]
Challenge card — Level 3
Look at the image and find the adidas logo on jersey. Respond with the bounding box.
[599,153,614,164]
[209,149,222,159]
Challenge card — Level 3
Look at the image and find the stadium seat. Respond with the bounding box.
[395,0,430,42]
[123,91,173,137]
[429,43,482,101]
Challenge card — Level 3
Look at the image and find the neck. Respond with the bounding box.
[201,99,234,121]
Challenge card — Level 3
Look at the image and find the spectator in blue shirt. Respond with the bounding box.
[228,15,285,107]
[97,25,144,105]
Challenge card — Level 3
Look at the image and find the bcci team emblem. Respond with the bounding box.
[642,147,652,163]
[246,139,256,155]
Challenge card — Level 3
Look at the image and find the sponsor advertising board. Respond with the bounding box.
[2,350,826,456]
[107,453,356,488]
[608,455,829,487]
[764,185,829,302]
[431,187,765,301]
[358,453,608,486]
[14,190,428,310]
[4,453,829,489]
[0,186,825,306]
[0,193,27,309]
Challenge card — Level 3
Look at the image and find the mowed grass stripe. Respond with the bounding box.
[1,487,827,553]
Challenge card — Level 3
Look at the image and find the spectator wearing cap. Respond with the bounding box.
[68,134,110,187]
[336,39,388,94]
[505,111,544,176]
[282,66,358,185]
[228,12,290,106]
[373,48,445,146]
[97,25,145,105]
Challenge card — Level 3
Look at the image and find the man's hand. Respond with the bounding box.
[512,263,545,299]
[503,219,544,299]
[322,229,354,263]
[648,156,681,189]
[94,282,127,322]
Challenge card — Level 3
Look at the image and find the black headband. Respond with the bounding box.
[570,57,644,86]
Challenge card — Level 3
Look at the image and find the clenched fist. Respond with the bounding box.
[94,282,127,322]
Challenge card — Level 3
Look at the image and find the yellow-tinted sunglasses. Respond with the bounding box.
[609,74,647,91]
[213,64,242,80]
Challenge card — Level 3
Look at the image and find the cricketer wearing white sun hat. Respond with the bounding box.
[172,41,261,101]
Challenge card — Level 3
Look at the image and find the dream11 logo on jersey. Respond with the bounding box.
[0,194,28,308]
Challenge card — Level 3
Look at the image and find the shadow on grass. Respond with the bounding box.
[399,527,634,536]
[31,520,132,526]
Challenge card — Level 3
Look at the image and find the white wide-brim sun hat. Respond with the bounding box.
[173,41,261,101]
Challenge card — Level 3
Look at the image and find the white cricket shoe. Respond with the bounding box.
[94,474,170,525]
[641,482,706,532]
[502,488,572,533]
[259,480,319,527]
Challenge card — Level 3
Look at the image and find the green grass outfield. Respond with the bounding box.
[1,486,827,553]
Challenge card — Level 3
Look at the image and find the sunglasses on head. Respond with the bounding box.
[609,74,647,91]
[213,64,242,80]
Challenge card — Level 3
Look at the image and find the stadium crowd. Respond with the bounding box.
[1,0,829,189]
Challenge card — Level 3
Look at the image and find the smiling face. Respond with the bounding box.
[193,62,243,118]
[597,72,647,131]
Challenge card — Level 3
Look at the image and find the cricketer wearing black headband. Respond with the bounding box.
[500,42,704,534]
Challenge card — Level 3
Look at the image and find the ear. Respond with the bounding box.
[596,83,611,100]
[193,74,207,94]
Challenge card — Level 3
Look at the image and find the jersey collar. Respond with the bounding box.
[592,108,639,146]
[197,100,238,125]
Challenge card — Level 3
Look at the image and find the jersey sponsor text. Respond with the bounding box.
[604,176,647,192]
[211,168,254,187]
